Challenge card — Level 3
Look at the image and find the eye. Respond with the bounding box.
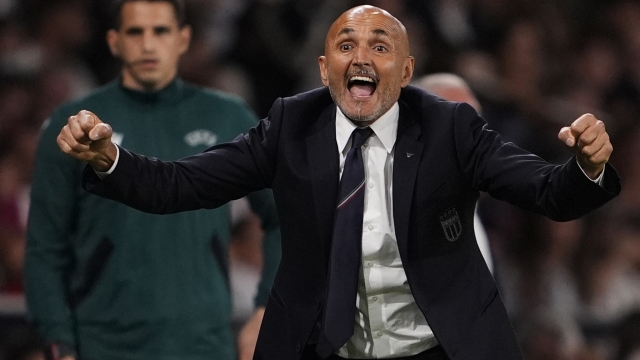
[154,26,171,35]
[125,27,143,36]
[374,45,388,52]
[340,44,353,51]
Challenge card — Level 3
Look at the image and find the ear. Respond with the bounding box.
[106,29,120,57]
[400,56,415,87]
[318,56,328,86]
[178,25,192,55]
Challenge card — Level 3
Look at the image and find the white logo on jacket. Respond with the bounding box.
[112,132,124,146]
[184,130,218,147]
[439,207,462,242]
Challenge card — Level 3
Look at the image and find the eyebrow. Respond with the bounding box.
[337,27,355,37]
[124,25,172,33]
[336,27,391,38]
[372,29,390,37]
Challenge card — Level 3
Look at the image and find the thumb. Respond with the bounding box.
[89,122,113,141]
[558,126,576,148]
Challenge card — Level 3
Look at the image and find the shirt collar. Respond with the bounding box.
[119,77,183,103]
[335,102,399,154]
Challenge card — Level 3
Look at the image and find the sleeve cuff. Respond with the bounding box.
[95,144,120,179]
[576,157,605,186]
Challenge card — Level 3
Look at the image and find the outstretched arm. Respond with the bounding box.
[58,109,275,215]
[452,103,620,221]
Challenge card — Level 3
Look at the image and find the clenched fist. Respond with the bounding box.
[558,113,612,179]
[57,110,117,172]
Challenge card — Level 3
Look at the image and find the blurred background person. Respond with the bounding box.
[23,1,280,360]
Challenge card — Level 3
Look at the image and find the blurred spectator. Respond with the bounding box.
[227,0,361,116]
[0,152,27,294]
[518,312,596,360]
[0,126,38,294]
[574,215,640,329]
[0,77,34,139]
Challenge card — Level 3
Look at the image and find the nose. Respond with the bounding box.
[141,30,155,52]
[352,45,371,67]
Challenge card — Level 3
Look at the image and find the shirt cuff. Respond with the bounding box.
[576,158,604,186]
[95,145,120,179]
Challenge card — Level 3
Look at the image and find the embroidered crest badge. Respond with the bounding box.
[184,129,218,147]
[439,207,462,242]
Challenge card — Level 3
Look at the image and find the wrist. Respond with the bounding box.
[576,157,604,180]
[89,143,117,172]
[583,164,604,180]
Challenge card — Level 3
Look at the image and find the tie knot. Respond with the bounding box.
[351,127,373,149]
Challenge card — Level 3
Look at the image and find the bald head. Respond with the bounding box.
[325,6,410,58]
[415,73,482,113]
[318,5,414,125]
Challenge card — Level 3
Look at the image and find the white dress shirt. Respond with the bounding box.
[335,104,438,358]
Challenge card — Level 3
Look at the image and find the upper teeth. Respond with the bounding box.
[350,76,374,83]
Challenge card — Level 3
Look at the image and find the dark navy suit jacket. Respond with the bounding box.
[84,85,621,359]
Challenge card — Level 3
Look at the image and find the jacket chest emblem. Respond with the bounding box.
[439,207,462,242]
[112,132,124,146]
[184,129,218,147]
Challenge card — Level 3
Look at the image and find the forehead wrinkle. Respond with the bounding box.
[333,26,393,42]
[325,6,410,54]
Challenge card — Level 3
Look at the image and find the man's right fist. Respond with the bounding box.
[57,110,117,171]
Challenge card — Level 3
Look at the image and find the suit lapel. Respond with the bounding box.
[393,100,424,262]
[307,105,339,259]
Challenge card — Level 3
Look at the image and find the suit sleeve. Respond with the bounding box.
[24,112,81,349]
[453,102,621,221]
[83,108,279,214]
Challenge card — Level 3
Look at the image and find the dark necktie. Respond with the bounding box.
[317,127,374,358]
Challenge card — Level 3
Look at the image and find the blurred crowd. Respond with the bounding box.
[1,0,640,359]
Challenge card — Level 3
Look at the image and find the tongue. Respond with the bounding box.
[349,83,375,97]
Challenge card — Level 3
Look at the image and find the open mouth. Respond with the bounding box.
[348,75,377,97]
